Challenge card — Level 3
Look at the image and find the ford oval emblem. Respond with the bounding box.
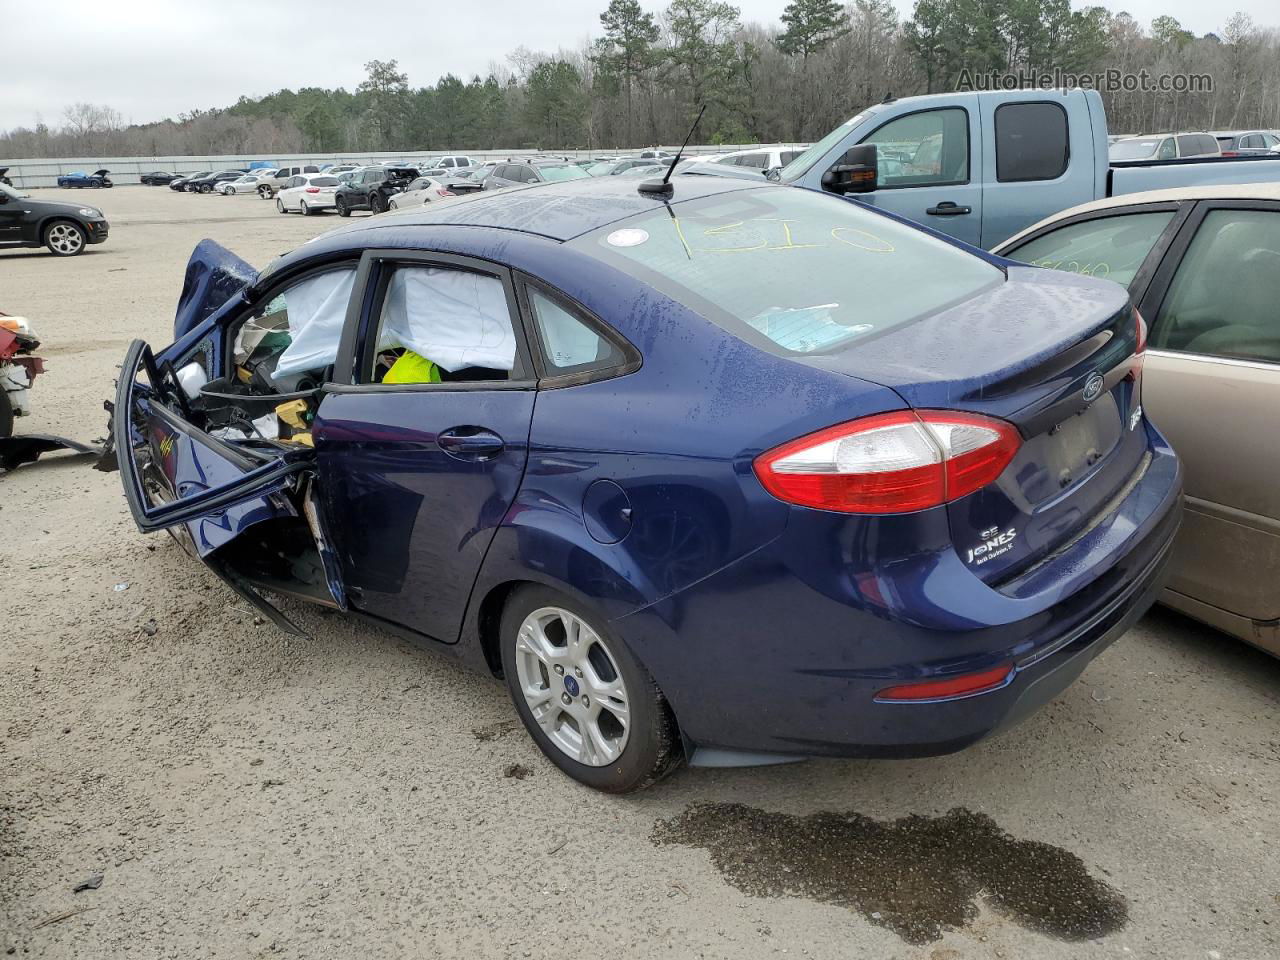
[1082,372,1105,403]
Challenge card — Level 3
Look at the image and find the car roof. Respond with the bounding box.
[264,174,766,286]
[997,181,1280,250]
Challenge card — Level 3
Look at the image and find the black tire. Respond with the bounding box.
[336,197,350,218]
[89,180,101,189]
[200,184,212,194]
[0,387,13,439]
[370,192,386,214]
[499,584,681,793]
[300,201,311,216]
[276,198,287,214]
[258,185,272,199]
[44,220,87,256]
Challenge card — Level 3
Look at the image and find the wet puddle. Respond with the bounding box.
[652,803,1127,945]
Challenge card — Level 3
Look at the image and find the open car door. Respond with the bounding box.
[114,339,346,636]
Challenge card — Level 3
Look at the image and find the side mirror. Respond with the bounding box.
[0,193,8,204]
[821,144,878,195]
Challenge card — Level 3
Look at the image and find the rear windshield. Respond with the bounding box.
[1109,139,1161,161]
[537,164,590,182]
[570,187,1001,355]
[310,176,339,186]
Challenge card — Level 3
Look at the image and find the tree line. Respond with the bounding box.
[4,1,1279,160]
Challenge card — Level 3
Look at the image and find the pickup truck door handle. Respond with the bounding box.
[926,201,972,216]
[437,426,504,460]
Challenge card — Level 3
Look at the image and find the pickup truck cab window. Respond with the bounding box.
[1005,210,1177,287]
[1151,208,1280,363]
[860,108,969,188]
[995,102,1068,182]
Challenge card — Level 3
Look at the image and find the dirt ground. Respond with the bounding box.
[1,187,1277,960]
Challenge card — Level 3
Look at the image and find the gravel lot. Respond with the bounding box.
[2,186,1277,960]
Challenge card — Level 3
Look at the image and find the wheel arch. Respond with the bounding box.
[39,215,86,242]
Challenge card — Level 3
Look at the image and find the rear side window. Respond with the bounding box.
[1152,209,1280,363]
[526,287,627,376]
[572,187,1001,356]
[995,102,1068,182]
[1176,135,1199,156]
[1006,210,1176,288]
[365,265,521,384]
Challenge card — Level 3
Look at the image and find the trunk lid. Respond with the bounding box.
[801,266,1145,584]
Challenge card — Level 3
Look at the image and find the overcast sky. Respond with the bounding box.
[3,0,1275,132]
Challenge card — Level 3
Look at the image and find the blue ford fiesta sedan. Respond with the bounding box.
[111,174,1182,791]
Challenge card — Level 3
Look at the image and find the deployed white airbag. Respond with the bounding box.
[272,269,358,380]
[376,268,515,372]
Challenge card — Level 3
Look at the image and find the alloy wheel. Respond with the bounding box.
[513,606,631,767]
[46,223,84,255]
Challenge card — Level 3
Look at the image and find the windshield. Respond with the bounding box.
[537,164,590,182]
[586,162,617,176]
[570,186,1001,355]
[1109,139,1160,161]
[777,112,868,182]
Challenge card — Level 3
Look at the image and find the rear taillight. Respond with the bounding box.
[305,187,320,194]
[437,188,454,197]
[753,410,1021,514]
[1130,308,1147,379]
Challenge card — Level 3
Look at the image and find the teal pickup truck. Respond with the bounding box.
[770,88,1280,248]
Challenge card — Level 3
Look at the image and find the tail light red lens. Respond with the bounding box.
[1130,307,1147,379]
[876,663,1013,702]
[305,187,320,194]
[437,189,454,197]
[753,410,1021,514]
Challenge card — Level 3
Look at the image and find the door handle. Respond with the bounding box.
[437,426,504,460]
[926,201,972,216]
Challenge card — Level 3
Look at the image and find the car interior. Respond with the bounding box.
[181,264,521,451]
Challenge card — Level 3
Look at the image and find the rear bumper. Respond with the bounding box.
[615,427,1183,758]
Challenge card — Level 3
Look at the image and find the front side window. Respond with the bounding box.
[1005,211,1176,287]
[859,108,969,188]
[1151,209,1280,363]
[571,187,1001,356]
[527,288,626,376]
[366,265,519,384]
[995,102,1068,182]
[232,268,358,390]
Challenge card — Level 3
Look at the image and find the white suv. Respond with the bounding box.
[256,165,322,198]
[420,155,475,176]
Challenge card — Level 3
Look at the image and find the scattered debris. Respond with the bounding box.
[473,720,520,742]
[72,873,103,893]
[0,435,103,472]
[249,758,264,767]
[1091,689,1112,703]
[546,838,568,855]
[33,906,96,929]
[141,619,158,637]
[503,763,532,780]
[261,779,285,790]
[112,582,129,592]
